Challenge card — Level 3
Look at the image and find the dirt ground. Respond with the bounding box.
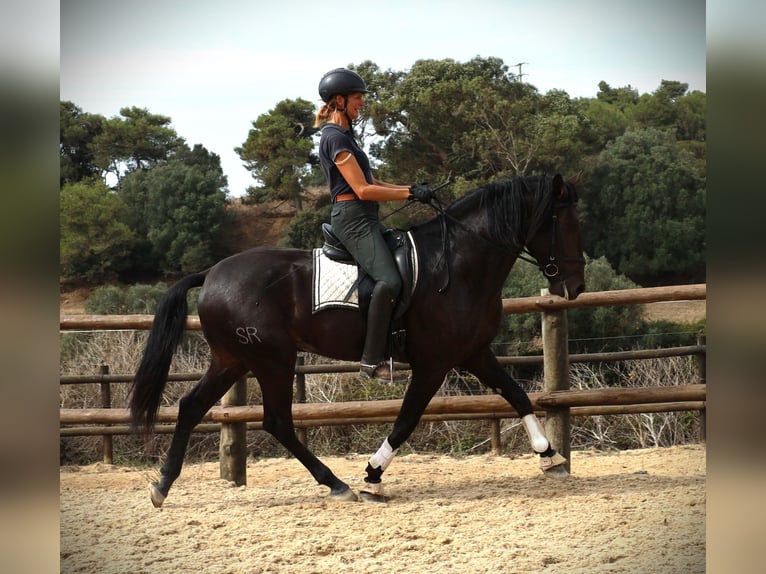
[60,444,705,573]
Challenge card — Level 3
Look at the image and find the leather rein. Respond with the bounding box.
[425,179,585,291]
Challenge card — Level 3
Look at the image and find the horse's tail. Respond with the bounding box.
[130,270,208,436]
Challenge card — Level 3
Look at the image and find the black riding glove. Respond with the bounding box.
[408,184,436,204]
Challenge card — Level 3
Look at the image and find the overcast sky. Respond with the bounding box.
[60,0,706,197]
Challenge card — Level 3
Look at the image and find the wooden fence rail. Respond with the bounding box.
[60,284,706,481]
[60,384,706,426]
[59,284,706,331]
[59,402,707,437]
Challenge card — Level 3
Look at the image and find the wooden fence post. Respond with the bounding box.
[696,333,706,443]
[490,420,503,455]
[541,295,571,472]
[295,356,307,447]
[99,364,113,464]
[220,376,247,486]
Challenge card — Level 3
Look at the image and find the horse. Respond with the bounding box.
[130,173,586,505]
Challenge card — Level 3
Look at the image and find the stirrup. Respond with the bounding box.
[360,360,408,384]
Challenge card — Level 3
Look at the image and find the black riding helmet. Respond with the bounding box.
[318,68,369,103]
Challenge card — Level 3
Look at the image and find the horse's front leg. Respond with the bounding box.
[361,368,448,502]
[462,347,568,477]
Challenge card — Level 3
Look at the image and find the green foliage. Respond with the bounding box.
[359,57,595,185]
[235,98,318,210]
[120,146,229,275]
[91,106,186,185]
[61,62,706,289]
[637,319,705,349]
[628,81,703,140]
[362,57,528,182]
[578,98,630,153]
[583,128,706,285]
[566,257,643,352]
[60,101,105,186]
[496,256,643,355]
[60,180,137,282]
[84,283,199,314]
[595,81,640,110]
[279,203,332,249]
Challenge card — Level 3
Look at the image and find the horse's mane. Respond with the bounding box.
[444,175,555,251]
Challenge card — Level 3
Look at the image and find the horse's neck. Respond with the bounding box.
[417,212,519,291]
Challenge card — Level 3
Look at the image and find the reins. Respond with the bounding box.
[419,176,584,290]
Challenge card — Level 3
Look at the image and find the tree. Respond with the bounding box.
[582,128,706,285]
[628,81,706,142]
[363,57,518,182]
[496,255,642,356]
[236,98,318,211]
[359,57,588,185]
[595,81,639,110]
[577,98,630,154]
[565,256,643,353]
[60,101,105,186]
[60,180,137,282]
[120,146,229,275]
[517,88,588,176]
[279,203,332,249]
[90,106,186,186]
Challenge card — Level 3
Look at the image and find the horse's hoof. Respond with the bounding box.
[360,490,389,503]
[543,465,570,479]
[359,481,389,503]
[330,487,358,502]
[149,483,166,508]
[540,452,569,478]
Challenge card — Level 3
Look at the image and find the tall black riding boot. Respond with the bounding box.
[360,282,407,383]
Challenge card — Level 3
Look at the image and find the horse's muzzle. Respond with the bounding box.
[549,275,585,301]
[563,280,586,301]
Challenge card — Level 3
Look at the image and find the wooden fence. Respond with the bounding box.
[60,284,706,481]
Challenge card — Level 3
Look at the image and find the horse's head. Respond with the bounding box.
[524,174,586,300]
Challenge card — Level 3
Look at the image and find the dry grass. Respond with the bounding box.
[60,329,701,465]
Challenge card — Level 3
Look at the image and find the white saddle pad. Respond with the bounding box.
[312,249,360,313]
[311,231,419,314]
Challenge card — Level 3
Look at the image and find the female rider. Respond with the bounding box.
[313,68,434,382]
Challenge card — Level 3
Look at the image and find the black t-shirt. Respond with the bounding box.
[318,123,373,201]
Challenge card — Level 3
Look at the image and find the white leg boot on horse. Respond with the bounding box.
[522,414,569,478]
[359,438,398,503]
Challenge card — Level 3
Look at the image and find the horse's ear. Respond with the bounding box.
[552,174,567,201]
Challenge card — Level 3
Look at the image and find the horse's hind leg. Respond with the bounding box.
[461,347,568,476]
[253,359,358,502]
[151,360,247,507]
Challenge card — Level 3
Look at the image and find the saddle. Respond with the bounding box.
[320,222,419,320]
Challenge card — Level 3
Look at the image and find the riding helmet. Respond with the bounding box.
[318,68,369,102]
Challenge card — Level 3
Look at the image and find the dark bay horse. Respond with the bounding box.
[130,173,586,506]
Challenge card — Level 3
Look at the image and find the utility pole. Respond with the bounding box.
[514,62,528,82]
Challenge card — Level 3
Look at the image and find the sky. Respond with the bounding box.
[60,0,706,198]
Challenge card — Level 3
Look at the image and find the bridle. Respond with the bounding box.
[516,183,586,282]
[420,177,585,291]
